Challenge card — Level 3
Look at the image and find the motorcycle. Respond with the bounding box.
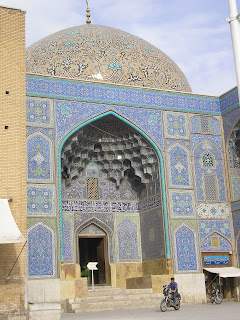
[208,287,223,304]
[160,285,181,312]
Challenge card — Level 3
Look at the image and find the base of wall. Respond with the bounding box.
[126,273,206,304]
[26,279,61,320]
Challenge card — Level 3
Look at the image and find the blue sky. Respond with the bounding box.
[1,0,240,96]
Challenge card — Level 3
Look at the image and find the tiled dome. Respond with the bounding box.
[26,24,191,92]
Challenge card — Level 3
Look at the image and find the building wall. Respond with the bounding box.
[0,6,26,314]
[26,75,236,279]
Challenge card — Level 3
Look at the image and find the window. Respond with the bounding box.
[211,236,219,249]
[87,178,99,199]
[202,152,214,168]
[200,116,209,133]
[204,174,218,201]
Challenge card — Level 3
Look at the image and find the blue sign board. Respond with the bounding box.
[204,256,229,265]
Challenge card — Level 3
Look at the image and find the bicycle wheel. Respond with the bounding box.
[215,294,223,304]
[160,300,167,312]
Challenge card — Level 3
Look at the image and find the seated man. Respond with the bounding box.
[168,277,178,306]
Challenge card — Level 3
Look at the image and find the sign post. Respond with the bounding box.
[87,262,98,291]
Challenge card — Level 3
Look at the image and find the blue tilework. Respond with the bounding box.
[26,75,221,114]
[26,96,54,127]
[237,234,240,267]
[220,87,239,114]
[79,224,106,235]
[169,190,196,219]
[27,132,53,182]
[198,220,232,243]
[190,116,220,135]
[231,201,240,211]
[165,139,190,149]
[222,107,240,142]
[232,210,240,239]
[231,177,240,201]
[63,218,72,262]
[168,144,191,188]
[164,112,189,139]
[191,134,223,150]
[55,100,164,150]
[193,139,226,202]
[209,117,221,135]
[174,225,198,272]
[27,127,54,140]
[28,223,56,278]
[62,200,139,213]
[140,208,165,261]
[117,217,140,261]
[201,232,232,252]
[27,184,56,216]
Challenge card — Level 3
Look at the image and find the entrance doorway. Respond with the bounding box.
[79,237,106,285]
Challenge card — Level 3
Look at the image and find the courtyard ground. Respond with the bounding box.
[61,302,240,320]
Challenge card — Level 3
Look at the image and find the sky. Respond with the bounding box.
[0,0,240,96]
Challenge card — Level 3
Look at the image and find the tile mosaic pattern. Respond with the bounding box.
[197,203,230,219]
[167,143,192,188]
[27,132,53,182]
[28,222,56,278]
[27,127,54,140]
[140,208,165,261]
[164,112,189,139]
[231,177,240,201]
[232,210,240,239]
[173,224,199,273]
[198,220,232,243]
[193,139,226,202]
[169,190,196,219]
[190,115,221,135]
[237,233,240,267]
[220,87,239,114]
[63,214,73,262]
[26,25,191,92]
[222,106,240,142]
[191,134,223,150]
[79,224,106,236]
[27,184,56,216]
[55,100,164,150]
[26,97,54,127]
[62,199,139,213]
[116,215,140,261]
[201,232,232,252]
[26,75,221,115]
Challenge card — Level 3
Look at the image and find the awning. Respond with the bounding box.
[204,267,240,278]
[0,199,25,243]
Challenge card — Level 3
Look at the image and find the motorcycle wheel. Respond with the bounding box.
[174,301,180,310]
[160,300,167,312]
[215,294,223,304]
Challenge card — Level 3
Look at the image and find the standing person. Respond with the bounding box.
[168,277,178,306]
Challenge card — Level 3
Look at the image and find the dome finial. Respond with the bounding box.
[86,0,91,24]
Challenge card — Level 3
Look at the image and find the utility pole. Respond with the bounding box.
[227,0,240,103]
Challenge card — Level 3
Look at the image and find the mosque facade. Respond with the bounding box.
[1,5,240,319]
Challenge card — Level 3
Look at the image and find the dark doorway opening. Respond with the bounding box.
[79,237,106,285]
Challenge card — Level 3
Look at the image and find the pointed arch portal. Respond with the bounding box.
[58,110,170,260]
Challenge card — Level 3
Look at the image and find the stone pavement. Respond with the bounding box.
[62,302,240,320]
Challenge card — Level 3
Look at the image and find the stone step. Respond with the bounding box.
[71,297,161,312]
[74,302,161,313]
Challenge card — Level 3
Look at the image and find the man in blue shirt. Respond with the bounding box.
[168,277,178,306]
